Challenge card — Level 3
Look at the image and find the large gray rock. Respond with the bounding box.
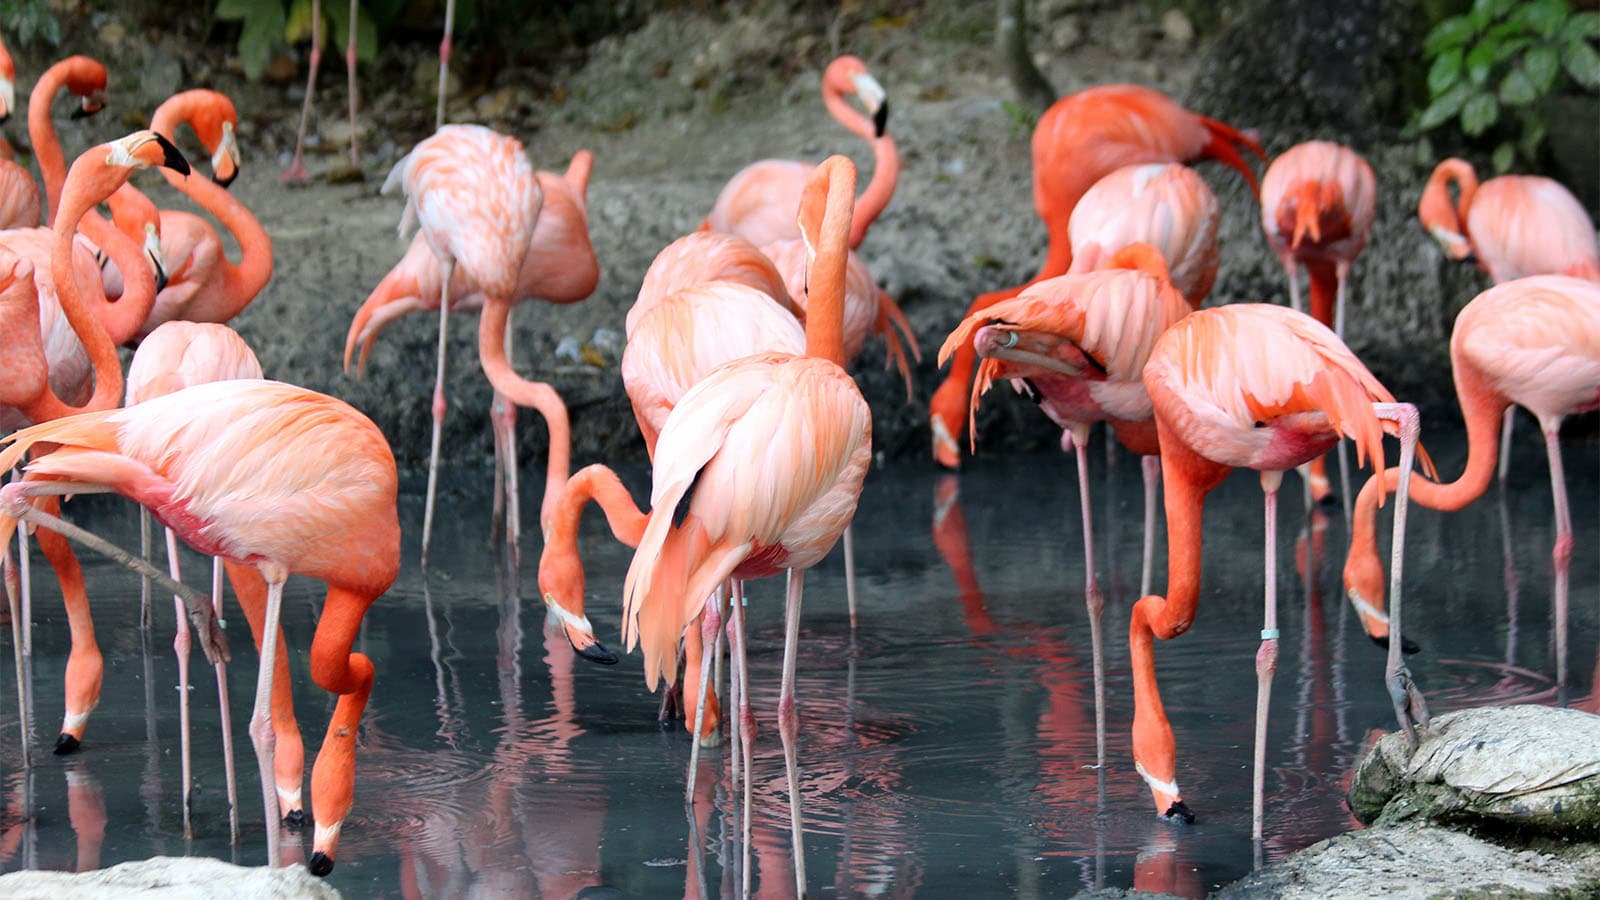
[1348,705,1600,833]
[0,856,339,898]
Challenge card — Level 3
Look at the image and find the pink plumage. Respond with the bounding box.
[627,231,797,336]
[1067,163,1220,307]
[1419,159,1599,284]
[125,321,263,405]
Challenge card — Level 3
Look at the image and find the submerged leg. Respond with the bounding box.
[139,508,151,630]
[1070,424,1106,770]
[1252,471,1283,850]
[1373,402,1428,742]
[165,529,194,839]
[281,0,322,183]
[779,568,808,897]
[730,579,753,899]
[421,260,451,566]
[4,543,29,769]
[843,525,858,632]
[686,590,723,802]
[1542,417,1573,688]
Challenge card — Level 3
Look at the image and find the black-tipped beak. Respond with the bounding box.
[873,99,889,138]
[1370,633,1421,655]
[213,168,238,189]
[573,638,619,666]
[0,111,10,126]
[69,106,93,120]
[154,133,191,176]
[71,94,106,120]
[151,255,168,293]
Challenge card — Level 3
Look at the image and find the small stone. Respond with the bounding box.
[1162,9,1195,46]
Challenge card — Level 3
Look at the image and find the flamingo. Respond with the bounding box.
[1260,140,1377,512]
[1065,162,1221,308]
[625,231,799,333]
[124,321,261,840]
[0,378,399,876]
[699,55,896,249]
[0,37,36,229]
[1344,275,1600,689]
[1133,303,1427,847]
[937,245,1195,773]
[283,0,362,181]
[930,83,1265,469]
[623,155,871,897]
[347,148,595,561]
[1418,158,1600,482]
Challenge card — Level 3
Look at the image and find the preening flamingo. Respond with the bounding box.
[0,379,400,876]
[625,230,799,333]
[1418,158,1600,482]
[931,83,1264,469]
[349,148,595,560]
[700,55,896,249]
[938,245,1195,772]
[125,321,262,840]
[1260,140,1376,510]
[1065,162,1221,308]
[1344,275,1600,689]
[1134,303,1426,846]
[623,156,870,897]
[283,0,362,181]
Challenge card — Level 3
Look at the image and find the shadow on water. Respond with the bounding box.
[0,429,1595,896]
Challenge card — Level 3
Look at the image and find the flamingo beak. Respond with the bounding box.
[212,121,240,188]
[851,72,889,137]
[1428,225,1471,261]
[71,91,106,119]
[144,224,167,293]
[0,77,13,124]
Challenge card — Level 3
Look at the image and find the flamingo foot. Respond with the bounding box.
[308,852,334,877]
[1163,801,1195,824]
[1386,662,1430,748]
[54,733,80,755]
[279,162,311,184]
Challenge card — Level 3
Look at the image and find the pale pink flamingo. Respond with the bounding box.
[1066,162,1221,307]
[349,148,595,560]
[931,84,1264,468]
[1419,158,1600,482]
[937,245,1195,773]
[283,0,362,181]
[1344,275,1599,689]
[1261,140,1377,512]
[0,378,400,876]
[625,230,799,334]
[125,320,261,840]
[1134,303,1427,847]
[699,55,895,249]
[623,155,871,896]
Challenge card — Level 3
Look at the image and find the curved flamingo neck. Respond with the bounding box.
[29,60,75,225]
[822,83,875,141]
[75,209,157,344]
[551,464,648,549]
[160,166,272,315]
[477,297,571,531]
[1429,159,1479,240]
[49,166,125,413]
[803,161,856,367]
[849,135,899,249]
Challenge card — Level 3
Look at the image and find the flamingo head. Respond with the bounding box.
[0,50,14,124]
[824,55,888,137]
[63,56,108,119]
[538,543,618,666]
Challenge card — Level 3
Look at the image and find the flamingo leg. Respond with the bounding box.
[1333,262,1349,339]
[730,579,753,899]
[843,525,858,632]
[4,542,30,769]
[436,0,456,130]
[779,567,807,898]
[165,528,194,839]
[306,586,378,876]
[345,0,359,169]
[282,0,322,183]
[1541,417,1572,688]
[1336,439,1354,523]
[1252,470,1283,850]
[712,583,727,746]
[34,516,98,755]
[1069,424,1106,770]
[1498,408,1515,483]
[1373,402,1428,742]
[686,589,723,801]
[1141,454,1160,598]
[212,556,240,843]
[139,508,151,630]
[247,578,286,866]
[503,323,521,551]
[1286,264,1303,315]
[227,562,306,827]
[421,259,451,567]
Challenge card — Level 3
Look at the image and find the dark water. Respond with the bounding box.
[0,432,1596,898]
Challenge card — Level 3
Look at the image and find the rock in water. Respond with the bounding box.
[1348,704,1600,834]
[0,856,341,898]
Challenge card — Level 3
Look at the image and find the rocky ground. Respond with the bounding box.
[13,1,1591,470]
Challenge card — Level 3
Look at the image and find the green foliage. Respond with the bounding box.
[1414,0,1600,171]
[0,0,62,48]
[215,0,476,81]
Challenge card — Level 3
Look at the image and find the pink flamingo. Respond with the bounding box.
[283,0,362,181]
[1344,275,1599,689]
[1261,140,1377,512]
[124,321,261,840]
[626,230,798,333]
[1418,158,1600,483]
[0,36,36,229]
[699,55,896,249]
[623,155,870,897]
[349,148,595,560]
[938,245,1195,772]
[0,378,400,876]
[1065,162,1220,307]
[1134,303,1427,846]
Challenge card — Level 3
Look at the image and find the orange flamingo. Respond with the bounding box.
[1418,158,1600,483]
[125,321,261,840]
[623,155,870,897]
[938,245,1195,772]
[0,378,400,876]
[930,84,1264,468]
[1134,303,1426,846]
[700,55,895,249]
[283,0,361,181]
[349,148,595,560]
[1344,275,1599,689]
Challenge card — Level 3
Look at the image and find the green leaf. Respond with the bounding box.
[1466,41,1497,83]
[1514,0,1571,40]
[1416,82,1475,131]
[1566,11,1600,39]
[1525,44,1561,90]
[284,0,315,46]
[1460,91,1500,135]
[1428,47,1464,94]
[228,0,285,80]
[214,0,257,21]
[1425,15,1478,56]
[1499,66,1540,104]
[1519,114,1548,160]
[1491,36,1532,62]
[1562,37,1600,87]
[1492,141,1516,172]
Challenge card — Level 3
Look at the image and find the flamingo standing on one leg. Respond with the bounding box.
[283,0,361,181]
[0,378,400,876]
[348,148,595,561]
[125,321,262,841]
[1418,158,1600,483]
[931,84,1265,468]
[1344,275,1600,689]
[623,155,871,898]
[1133,303,1427,848]
[938,246,1196,774]
[699,55,896,250]
[1261,140,1377,512]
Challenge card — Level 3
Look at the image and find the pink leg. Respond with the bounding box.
[436,0,457,129]
[3,541,29,770]
[843,525,858,632]
[282,0,322,183]
[779,567,807,897]
[1252,471,1283,850]
[421,261,451,566]
[1498,408,1515,483]
[1541,417,1572,688]
[729,579,753,898]
[1285,263,1303,314]
[685,588,723,801]
[1069,424,1106,770]
[211,556,241,843]
[248,578,286,866]
[1141,454,1160,598]
[345,0,359,168]
[165,529,194,839]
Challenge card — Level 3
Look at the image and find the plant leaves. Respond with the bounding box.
[1425,15,1477,55]
[1514,0,1570,40]
[1429,47,1464,94]
[1492,141,1516,173]
[1562,37,1600,87]
[285,0,316,46]
[1466,40,1497,84]
[327,0,380,63]
[1460,91,1500,136]
[1470,0,1497,31]
[1498,66,1540,104]
[1416,82,1475,131]
[1567,11,1600,39]
[214,0,257,21]
[1519,113,1548,160]
[1491,36,1532,61]
[1525,44,1561,90]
